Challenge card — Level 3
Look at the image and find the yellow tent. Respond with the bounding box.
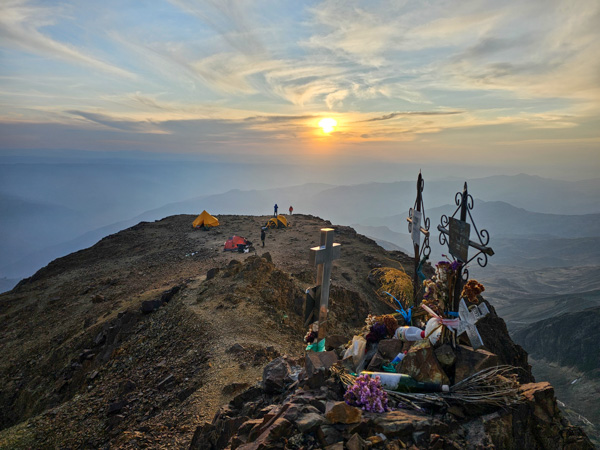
[192,210,220,228]
[266,214,288,228]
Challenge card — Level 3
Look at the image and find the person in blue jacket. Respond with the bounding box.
[274,203,278,217]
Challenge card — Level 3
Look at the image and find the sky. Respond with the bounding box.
[1,0,599,178]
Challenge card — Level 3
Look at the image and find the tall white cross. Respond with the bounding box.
[309,228,342,341]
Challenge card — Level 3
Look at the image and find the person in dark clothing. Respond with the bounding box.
[274,203,278,217]
[261,227,266,247]
[289,205,293,215]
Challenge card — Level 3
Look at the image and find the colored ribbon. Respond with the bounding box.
[384,291,412,325]
[421,304,460,332]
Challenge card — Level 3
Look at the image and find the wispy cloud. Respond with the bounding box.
[0,0,135,79]
[167,0,266,57]
[362,111,464,122]
[0,0,598,169]
[67,110,167,134]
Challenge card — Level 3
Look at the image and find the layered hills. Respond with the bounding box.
[0,214,593,448]
[513,307,600,442]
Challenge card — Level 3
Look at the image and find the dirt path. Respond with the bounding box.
[179,271,305,424]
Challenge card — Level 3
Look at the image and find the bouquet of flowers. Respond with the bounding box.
[344,374,388,413]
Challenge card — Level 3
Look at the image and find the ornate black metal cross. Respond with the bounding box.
[406,172,431,305]
[437,182,494,310]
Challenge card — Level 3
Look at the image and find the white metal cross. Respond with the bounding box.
[456,299,490,349]
[309,228,341,341]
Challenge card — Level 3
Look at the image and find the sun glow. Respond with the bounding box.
[318,118,337,133]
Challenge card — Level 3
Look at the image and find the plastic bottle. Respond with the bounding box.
[390,351,407,365]
[394,326,425,341]
[361,371,449,393]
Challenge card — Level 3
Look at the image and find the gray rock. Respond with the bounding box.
[317,424,343,447]
[227,343,246,353]
[296,412,326,432]
[141,299,162,314]
[206,268,220,280]
[262,357,292,394]
[107,400,127,415]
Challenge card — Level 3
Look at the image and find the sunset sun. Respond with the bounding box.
[318,117,337,133]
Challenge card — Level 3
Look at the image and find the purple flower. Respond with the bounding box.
[344,375,388,413]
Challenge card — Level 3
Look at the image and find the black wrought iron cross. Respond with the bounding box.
[406,172,430,305]
[437,182,494,310]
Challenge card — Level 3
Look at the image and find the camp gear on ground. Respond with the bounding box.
[224,235,252,252]
[266,214,287,228]
[192,210,219,228]
[360,371,449,393]
[394,326,425,341]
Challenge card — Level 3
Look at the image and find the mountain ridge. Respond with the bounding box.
[0,214,593,448]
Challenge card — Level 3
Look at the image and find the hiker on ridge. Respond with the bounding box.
[289,205,293,215]
[274,203,278,217]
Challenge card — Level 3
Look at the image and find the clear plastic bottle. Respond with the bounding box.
[361,371,449,393]
[394,326,425,341]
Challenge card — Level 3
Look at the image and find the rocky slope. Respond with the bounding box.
[513,307,600,444]
[0,214,593,448]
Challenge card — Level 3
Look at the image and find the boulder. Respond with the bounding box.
[377,339,404,360]
[399,339,449,385]
[372,410,448,439]
[262,356,299,394]
[237,418,292,450]
[296,412,326,432]
[141,299,162,314]
[365,351,384,371]
[434,344,456,370]
[325,334,349,351]
[454,345,499,383]
[324,401,362,424]
[206,267,220,280]
[160,285,181,303]
[317,424,343,447]
[346,433,369,450]
[475,301,534,383]
[304,351,339,389]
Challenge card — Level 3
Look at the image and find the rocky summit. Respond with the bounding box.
[0,214,593,449]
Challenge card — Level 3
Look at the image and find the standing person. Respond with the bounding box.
[289,205,293,215]
[274,203,278,217]
[261,227,266,247]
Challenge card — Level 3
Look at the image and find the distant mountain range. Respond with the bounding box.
[1,173,599,287]
[362,200,600,238]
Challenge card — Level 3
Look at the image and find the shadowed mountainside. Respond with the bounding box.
[0,214,594,448]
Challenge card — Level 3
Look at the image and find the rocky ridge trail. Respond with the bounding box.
[0,214,408,448]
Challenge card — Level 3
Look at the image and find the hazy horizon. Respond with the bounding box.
[2,0,600,287]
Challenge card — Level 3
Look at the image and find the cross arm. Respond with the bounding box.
[406,217,430,236]
[437,225,495,256]
[309,243,342,266]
